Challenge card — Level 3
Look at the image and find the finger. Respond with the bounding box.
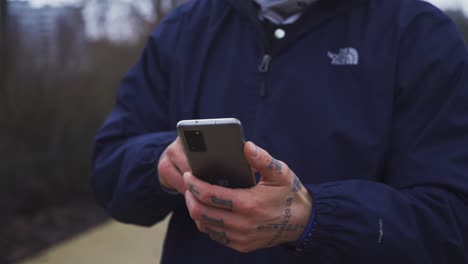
[185,191,228,228]
[244,142,290,185]
[158,157,186,194]
[196,222,257,253]
[194,220,253,249]
[167,138,191,173]
[184,173,252,213]
[185,191,251,233]
[200,222,232,245]
[168,152,191,174]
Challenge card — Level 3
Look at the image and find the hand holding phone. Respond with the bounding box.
[177,118,256,189]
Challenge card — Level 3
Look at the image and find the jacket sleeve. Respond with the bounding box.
[300,4,468,263]
[91,12,184,226]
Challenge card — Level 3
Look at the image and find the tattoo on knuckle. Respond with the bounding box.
[292,173,302,192]
[188,184,200,196]
[205,226,231,245]
[201,214,225,227]
[267,158,283,174]
[211,196,234,211]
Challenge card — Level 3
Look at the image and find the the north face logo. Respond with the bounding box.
[328,47,359,65]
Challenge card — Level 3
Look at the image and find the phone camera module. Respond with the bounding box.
[184,130,207,152]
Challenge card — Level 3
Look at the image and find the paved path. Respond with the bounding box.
[19,217,170,264]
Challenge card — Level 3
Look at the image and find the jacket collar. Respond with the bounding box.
[225,0,369,19]
[224,0,369,56]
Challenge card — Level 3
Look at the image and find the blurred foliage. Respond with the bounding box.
[0,1,180,261]
[0,2,163,226]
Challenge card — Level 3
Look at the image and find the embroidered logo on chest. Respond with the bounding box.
[328,47,359,65]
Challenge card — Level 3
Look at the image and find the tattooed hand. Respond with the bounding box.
[183,142,313,253]
[157,137,190,194]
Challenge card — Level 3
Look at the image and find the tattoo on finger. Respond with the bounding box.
[202,215,225,227]
[205,226,231,245]
[211,196,233,211]
[292,174,302,192]
[188,184,200,196]
[268,158,283,174]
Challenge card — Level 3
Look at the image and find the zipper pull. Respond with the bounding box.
[259,54,272,98]
[259,54,272,73]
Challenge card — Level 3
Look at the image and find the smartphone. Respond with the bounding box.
[177,118,256,189]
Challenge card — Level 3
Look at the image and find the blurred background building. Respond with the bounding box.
[9,1,87,71]
[0,0,467,263]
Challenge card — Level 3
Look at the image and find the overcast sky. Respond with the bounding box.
[21,0,468,15]
[429,0,468,13]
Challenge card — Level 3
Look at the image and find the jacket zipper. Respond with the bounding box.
[258,54,272,98]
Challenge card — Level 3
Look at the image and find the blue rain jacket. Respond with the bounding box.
[92,0,468,263]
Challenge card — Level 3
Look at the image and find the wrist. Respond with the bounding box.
[280,187,313,244]
[288,187,316,253]
[294,187,313,240]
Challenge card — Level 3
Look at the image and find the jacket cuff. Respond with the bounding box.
[286,183,340,255]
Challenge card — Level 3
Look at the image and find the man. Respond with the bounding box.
[92,0,468,263]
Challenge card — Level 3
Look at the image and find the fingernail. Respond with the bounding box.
[249,142,258,157]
